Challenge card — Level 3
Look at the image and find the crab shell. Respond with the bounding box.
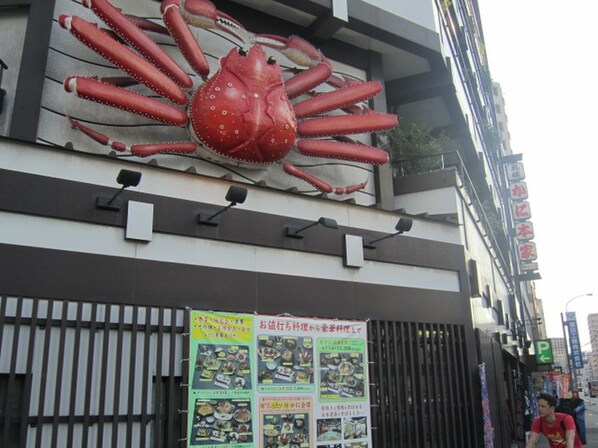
[189,45,297,168]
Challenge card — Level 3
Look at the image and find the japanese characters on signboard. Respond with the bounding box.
[515,221,534,241]
[188,311,372,448]
[505,161,539,272]
[565,312,584,369]
[509,182,528,201]
[517,241,537,262]
[511,201,532,221]
[506,162,525,182]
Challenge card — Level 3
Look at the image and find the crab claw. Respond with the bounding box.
[255,34,329,68]
[177,0,247,42]
[255,34,333,99]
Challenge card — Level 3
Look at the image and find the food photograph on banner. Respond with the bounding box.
[188,311,372,448]
[257,335,314,391]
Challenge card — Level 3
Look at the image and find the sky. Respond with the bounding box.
[477,0,598,349]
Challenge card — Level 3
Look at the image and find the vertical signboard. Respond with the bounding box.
[188,311,372,447]
[565,312,584,369]
[504,159,541,276]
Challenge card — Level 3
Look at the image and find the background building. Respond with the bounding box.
[588,314,598,378]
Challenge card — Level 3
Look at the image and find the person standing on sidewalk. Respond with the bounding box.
[525,392,583,448]
[568,390,586,445]
[524,390,532,433]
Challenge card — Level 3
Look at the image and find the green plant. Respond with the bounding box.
[384,123,448,176]
[484,124,502,159]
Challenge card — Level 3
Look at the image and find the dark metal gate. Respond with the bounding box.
[1,297,481,447]
[369,320,477,448]
[0,296,187,448]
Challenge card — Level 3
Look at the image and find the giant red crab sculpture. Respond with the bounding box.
[59,0,397,194]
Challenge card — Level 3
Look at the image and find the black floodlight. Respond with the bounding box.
[363,217,413,249]
[96,169,142,211]
[197,186,248,226]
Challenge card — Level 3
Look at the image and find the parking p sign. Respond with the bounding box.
[534,339,553,365]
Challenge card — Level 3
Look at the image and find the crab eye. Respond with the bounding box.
[238,48,248,56]
[267,56,277,65]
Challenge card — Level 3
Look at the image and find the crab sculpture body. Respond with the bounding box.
[60,0,397,194]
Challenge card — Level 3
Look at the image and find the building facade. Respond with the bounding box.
[0,0,541,447]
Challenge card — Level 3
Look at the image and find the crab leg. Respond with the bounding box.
[297,140,389,165]
[298,113,398,137]
[160,0,210,76]
[69,118,197,156]
[59,15,188,105]
[64,77,188,126]
[255,35,333,99]
[81,0,192,89]
[293,81,382,118]
[283,163,367,195]
[160,0,249,76]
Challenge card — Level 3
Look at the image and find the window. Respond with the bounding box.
[496,300,505,325]
[468,259,480,297]
[484,285,493,308]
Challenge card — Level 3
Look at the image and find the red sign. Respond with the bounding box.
[509,182,528,200]
[512,201,532,221]
[518,242,538,261]
[515,221,534,241]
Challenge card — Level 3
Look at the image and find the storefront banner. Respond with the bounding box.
[528,377,539,419]
[479,363,494,448]
[552,373,567,398]
[188,311,371,448]
[561,375,570,397]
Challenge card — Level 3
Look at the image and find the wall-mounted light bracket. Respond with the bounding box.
[197,186,248,226]
[363,217,413,249]
[96,169,142,211]
[285,217,338,239]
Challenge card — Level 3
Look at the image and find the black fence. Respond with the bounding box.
[0,297,187,448]
[369,320,478,448]
[1,297,479,447]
